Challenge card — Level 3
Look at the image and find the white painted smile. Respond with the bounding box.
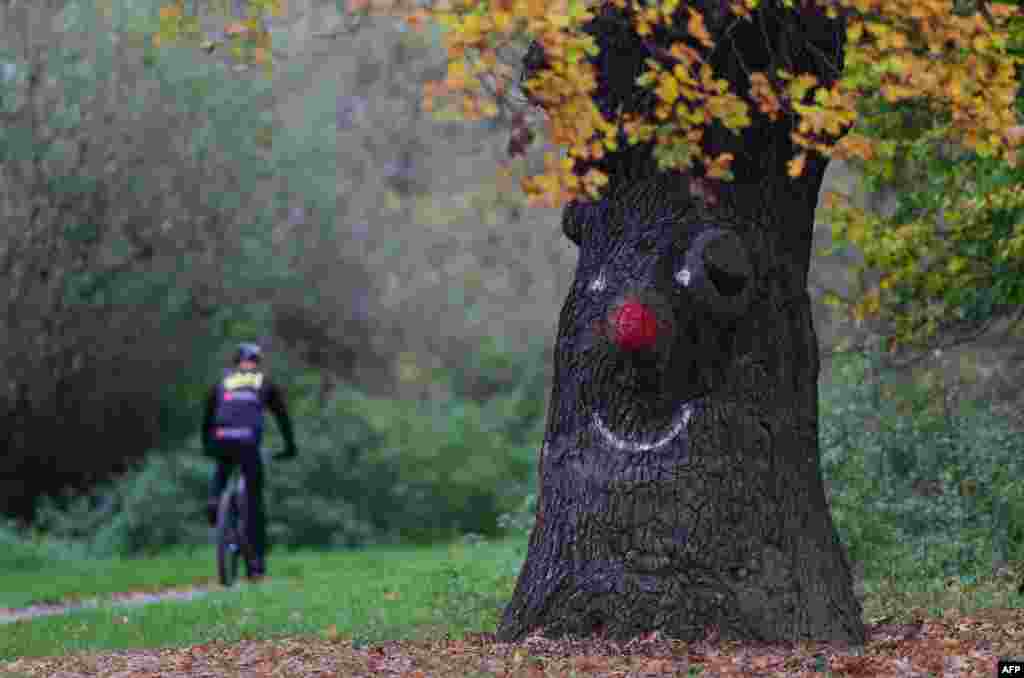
[591,400,695,452]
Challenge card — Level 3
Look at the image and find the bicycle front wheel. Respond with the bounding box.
[215,489,242,586]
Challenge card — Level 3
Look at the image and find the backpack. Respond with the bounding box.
[212,367,266,444]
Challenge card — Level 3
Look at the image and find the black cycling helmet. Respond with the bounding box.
[234,342,263,365]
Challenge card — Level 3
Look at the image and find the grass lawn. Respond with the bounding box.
[0,536,528,661]
[0,548,220,610]
[4,535,1024,676]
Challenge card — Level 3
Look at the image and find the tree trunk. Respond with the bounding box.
[498,0,865,645]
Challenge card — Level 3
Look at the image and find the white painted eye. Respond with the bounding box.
[675,267,691,287]
[588,270,607,293]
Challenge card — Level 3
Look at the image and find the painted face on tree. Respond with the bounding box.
[498,0,863,642]
[557,182,755,455]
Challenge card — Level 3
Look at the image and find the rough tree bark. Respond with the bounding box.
[498,0,865,644]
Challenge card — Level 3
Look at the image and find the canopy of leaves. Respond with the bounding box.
[151,0,1024,353]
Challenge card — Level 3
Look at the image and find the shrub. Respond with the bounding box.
[30,342,546,556]
[333,381,537,543]
[33,453,211,558]
[819,348,1024,582]
[0,519,90,570]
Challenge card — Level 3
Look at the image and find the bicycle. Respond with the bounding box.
[215,449,290,587]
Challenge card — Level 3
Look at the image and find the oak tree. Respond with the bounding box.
[155,0,1022,644]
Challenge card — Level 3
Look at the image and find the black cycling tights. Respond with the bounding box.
[209,441,266,573]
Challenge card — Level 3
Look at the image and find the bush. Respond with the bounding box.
[33,453,211,558]
[819,348,1024,582]
[0,520,90,570]
[331,380,538,544]
[31,342,546,557]
[265,403,389,549]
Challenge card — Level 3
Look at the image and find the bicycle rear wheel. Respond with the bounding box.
[216,488,243,586]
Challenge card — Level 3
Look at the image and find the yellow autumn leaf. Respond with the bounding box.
[154,0,1004,211]
[864,20,889,38]
[673,63,696,86]
[787,153,806,177]
[447,59,467,89]
[847,21,863,42]
[584,168,608,186]
[788,74,818,101]
[549,10,571,28]
[492,10,513,32]
[686,8,714,48]
[699,62,714,85]
[677,103,705,125]
[670,42,700,64]
[946,76,963,100]
[656,74,680,103]
[463,13,488,36]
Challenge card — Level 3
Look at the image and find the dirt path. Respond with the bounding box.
[0,585,217,625]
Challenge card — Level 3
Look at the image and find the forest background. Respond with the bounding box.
[3,0,1024,588]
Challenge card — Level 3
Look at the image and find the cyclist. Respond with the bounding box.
[202,342,297,581]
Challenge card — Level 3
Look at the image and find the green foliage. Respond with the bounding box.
[39,323,1024,588]
[820,76,1024,353]
[334,379,538,544]
[31,344,545,557]
[441,335,549,448]
[820,348,1024,583]
[264,402,389,549]
[33,454,212,558]
[0,521,89,572]
[0,524,52,572]
[0,0,330,519]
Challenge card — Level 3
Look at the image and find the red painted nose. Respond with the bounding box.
[609,298,659,352]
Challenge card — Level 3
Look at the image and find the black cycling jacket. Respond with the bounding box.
[202,368,296,454]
